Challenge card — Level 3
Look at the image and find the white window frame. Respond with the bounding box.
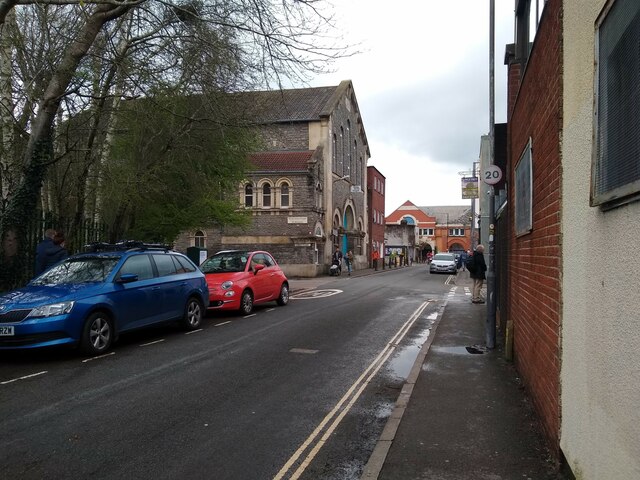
[515,138,533,236]
[592,0,640,208]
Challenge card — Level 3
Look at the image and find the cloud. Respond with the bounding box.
[310,0,515,211]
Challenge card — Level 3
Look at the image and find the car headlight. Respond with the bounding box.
[27,301,75,318]
[221,281,234,290]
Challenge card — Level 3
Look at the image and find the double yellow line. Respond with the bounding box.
[274,301,431,480]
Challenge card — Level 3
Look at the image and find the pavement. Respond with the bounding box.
[290,265,565,480]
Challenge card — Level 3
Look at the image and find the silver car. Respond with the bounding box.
[429,253,457,274]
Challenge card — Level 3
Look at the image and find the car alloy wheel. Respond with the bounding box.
[277,283,289,306]
[183,297,203,330]
[81,312,113,355]
[240,290,253,315]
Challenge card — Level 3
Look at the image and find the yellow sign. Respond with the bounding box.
[461,176,479,199]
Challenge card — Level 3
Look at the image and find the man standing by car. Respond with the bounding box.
[469,244,487,303]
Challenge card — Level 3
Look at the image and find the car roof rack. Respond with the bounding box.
[84,241,173,252]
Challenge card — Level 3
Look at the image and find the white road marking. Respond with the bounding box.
[185,329,203,335]
[290,348,319,355]
[274,301,431,480]
[81,351,116,363]
[214,321,231,327]
[1,370,48,385]
[140,339,165,347]
[243,314,257,319]
[290,289,343,300]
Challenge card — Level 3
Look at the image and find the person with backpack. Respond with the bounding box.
[468,244,487,304]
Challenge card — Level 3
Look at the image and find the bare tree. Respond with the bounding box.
[0,0,348,289]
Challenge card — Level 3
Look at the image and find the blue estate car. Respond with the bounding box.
[0,242,209,355]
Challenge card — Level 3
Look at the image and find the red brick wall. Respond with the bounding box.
[506,0,562,454]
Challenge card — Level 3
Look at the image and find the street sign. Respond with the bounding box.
[483,165,503,185]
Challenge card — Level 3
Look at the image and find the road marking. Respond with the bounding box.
[243,314,257,319]
[1,370,48,385]
[289,348,319,355]
[185,329,203,335]
[81,351,116,363]
[290,289,343,300]
[274,301,430,480]
[140,339,165,347]
[214,321,231,327]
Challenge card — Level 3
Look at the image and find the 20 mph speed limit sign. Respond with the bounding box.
[483,165,503,185]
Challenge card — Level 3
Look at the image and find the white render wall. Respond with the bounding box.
[561,1,640,478]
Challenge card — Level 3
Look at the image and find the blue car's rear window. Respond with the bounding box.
[32,257,120,285]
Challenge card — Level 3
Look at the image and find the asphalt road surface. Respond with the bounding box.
[0,266,456,480]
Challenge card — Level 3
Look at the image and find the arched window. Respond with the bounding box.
[244,184,253,207]
[194,230,206,248]
[352,140,357,184]
[332,133,337,173]
[346,120,352,178]
[339,126,345,176]
[280,183,290,207]
[262,184,271,207]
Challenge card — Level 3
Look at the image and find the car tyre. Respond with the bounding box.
[276,283,289,306]
[81,311,113,356]
[182,297,203,330]
[240,290,254,315]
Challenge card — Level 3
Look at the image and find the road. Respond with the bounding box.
[0,266,458,480]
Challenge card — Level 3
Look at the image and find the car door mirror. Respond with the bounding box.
[117,273,138,283]
[253,264,265,275]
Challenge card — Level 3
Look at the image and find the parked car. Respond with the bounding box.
[429,253,458,274]
[200,250,289,315]
[0,242,209,355]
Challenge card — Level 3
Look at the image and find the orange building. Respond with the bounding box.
[385,201,472,259]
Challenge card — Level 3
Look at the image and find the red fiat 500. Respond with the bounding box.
[200,250,289,315]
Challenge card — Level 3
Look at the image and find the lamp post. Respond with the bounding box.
[486,0,496,349]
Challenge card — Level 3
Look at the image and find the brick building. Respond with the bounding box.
[366,166,386,266]
[495,0,640,477]
[385,201,472,261]
[174,81,370,277]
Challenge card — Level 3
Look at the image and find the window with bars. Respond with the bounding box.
[592,0,640,208]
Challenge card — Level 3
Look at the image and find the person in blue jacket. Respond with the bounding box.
[35,229,68,275]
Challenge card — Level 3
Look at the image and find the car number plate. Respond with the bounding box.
[0,326,15,336]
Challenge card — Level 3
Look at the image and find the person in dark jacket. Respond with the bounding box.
[469,244,487,303]
[35,229,68,275]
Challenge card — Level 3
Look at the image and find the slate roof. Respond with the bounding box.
[248,151,314,173]
[417,205,472,225]
[228,86,340,124]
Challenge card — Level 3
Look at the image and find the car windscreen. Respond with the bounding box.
[433,254,454,261]
[31,257,120,285]
[200,252,248,273]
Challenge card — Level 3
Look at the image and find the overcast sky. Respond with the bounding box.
[309,0,514,213]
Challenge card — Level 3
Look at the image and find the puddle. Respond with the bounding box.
[432,345,486,355]
[386,327,431,380]
[373,401,394,419]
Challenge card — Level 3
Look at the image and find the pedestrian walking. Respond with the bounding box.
[468,244,487,303]
[332,246,343,275]
[345,250,353,276]
[459,250,469,271]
